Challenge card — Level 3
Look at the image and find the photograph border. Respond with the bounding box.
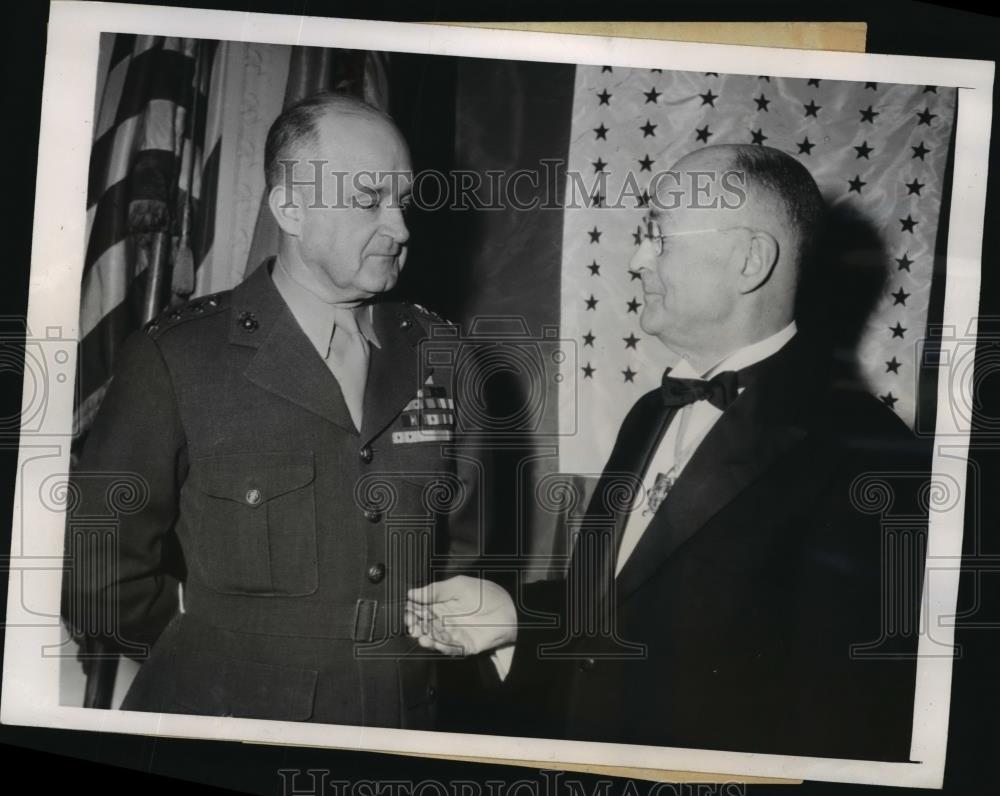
[2,1,994,789]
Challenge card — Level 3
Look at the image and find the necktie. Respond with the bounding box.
[327,306,369,431]
[660,368,741,411]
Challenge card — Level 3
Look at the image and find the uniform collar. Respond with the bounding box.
[271,257,381,358]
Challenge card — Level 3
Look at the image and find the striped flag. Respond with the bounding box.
[76,34,223,439]
[558,66,956,471]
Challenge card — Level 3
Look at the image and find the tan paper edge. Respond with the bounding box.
[390,750,798,784]
[437,21,867,53]
[240,739,798,785]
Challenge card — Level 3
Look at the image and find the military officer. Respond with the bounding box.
[64,92,478,728]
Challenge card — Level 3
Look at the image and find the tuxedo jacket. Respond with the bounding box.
[501,334,928,761]
[63,261,478,728]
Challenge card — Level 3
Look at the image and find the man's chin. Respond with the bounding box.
[381,267,401,291]
[639,308,683,353]
[638,305,663,337]
[362,261,401,294]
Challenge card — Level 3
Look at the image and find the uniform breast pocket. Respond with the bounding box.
[188,451,318,596]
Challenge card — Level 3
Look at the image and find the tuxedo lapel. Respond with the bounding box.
[234,261,357,433]
[603,395,678,554]
[613,337,817,603]
[569,391,675,608]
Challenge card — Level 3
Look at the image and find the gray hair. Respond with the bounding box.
[263,91,393,192]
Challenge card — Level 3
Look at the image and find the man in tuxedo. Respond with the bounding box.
[64,92,477,727]
[407,144,928,760]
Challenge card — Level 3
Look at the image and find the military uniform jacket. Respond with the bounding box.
[66,262,477,727]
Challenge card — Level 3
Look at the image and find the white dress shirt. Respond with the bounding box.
[615,321,798,575]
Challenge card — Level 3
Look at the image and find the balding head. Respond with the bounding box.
[664,143,824,272]
[723,144,824,268]
[264,92,398,193]
[264,92,413,303]
[633,144,825,369]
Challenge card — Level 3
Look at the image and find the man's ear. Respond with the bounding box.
[267,185,304,237]
[738,231,780,294]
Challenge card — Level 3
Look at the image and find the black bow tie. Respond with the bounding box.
[661,368,741,411]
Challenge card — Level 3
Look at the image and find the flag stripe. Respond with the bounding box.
[88,114,141,208]
[80,238,134,339]
[83,149,177,275]
[132,35,167,60]
[77,36,225,442]
[83,177,133,274]
[90,98,199,207]
[192,138,220,268]
[112,45,196,129]
[108,34,135,68]
[95,45,131,140]
[161,37,195,55]
[193,41,226,283]
[190,85,210,148]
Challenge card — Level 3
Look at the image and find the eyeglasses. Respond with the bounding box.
[644,217,753,256]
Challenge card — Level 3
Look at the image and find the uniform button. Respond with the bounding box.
[364,508,382,523]
[367,563,386,583]
[237,311,259,332]
[400,317,412,329]
[359,445,373,464]
[426,685,437,699]
[245,488,262,505]
[578,657,596,672]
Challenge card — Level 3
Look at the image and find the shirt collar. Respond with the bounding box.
[271,257,381,358]
[671,321,797,380]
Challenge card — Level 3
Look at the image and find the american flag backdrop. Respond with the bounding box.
[73,37,390,443]
[558,66,956,471]
[67,37,392,705]
[76,34,223,439]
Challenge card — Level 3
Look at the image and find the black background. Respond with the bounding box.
[1,1,998,794]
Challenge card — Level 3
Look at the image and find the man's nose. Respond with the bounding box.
[629,237,654,270]
[384,205,410,247]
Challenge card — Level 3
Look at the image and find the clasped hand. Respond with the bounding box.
[405,575,517,656]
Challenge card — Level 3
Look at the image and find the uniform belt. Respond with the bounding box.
[182,582,405,642]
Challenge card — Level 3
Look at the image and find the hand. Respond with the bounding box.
[406,575,517,657]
